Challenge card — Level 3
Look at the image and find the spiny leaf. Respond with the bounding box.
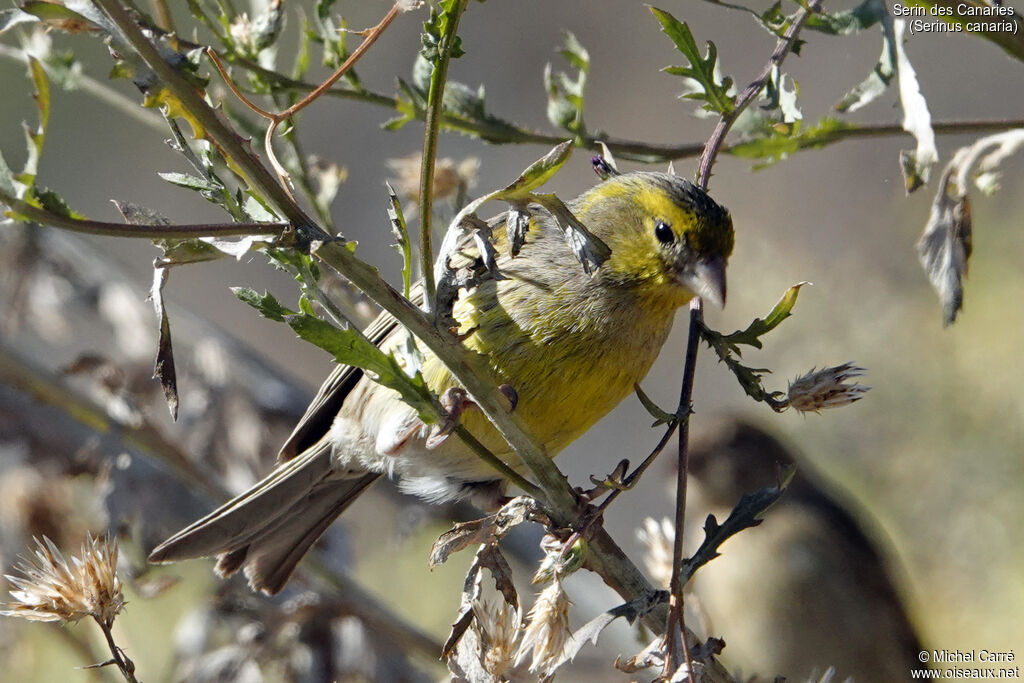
[421,0,466,64]
[158,171,221,193]
[232,287,293,322]
[285,312,436,421]
[652,7,735,116]
[719,282,809,349]
[554,590,669,669]
[16,57,50,189]
[26,186,84,219]
[681,465,796,582]
[386,182,414,299]
[699,284,806,409]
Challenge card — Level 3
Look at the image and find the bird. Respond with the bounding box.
[149,171,735,595]
[684,417,927,682]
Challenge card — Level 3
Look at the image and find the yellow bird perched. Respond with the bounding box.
[149,171,734,594]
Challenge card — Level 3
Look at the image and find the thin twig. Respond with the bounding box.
[0,191,287,239]
[94,619,138,683]
[207,1,406,191]
[696,0,825,189]
[663,4,824,678]
[663,299,703,680]
[418,0,471,310]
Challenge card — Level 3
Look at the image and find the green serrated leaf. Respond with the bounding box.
[652,7,735,116]
[722,282,808,348]
[285,312,436,420]
[232,287,294,322]
[699,285,807,409]
[729,117,858,167]
[386,182,414,299]
[26,186,83,219]
[543,31,588,136]
[421,0,467,64]
[18,57,50,189]
[443,81,487,121]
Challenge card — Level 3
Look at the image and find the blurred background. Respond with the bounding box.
[0,0,1022,680]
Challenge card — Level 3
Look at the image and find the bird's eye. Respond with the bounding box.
[654,220,674,245]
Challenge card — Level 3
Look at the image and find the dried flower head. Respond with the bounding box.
[472,599,523,678]
[787,362,870,414]
[228,13,254,47]
[2,534,124,626]
[636,517,675,588]
[515,578,571,676]
[387,152,479,205]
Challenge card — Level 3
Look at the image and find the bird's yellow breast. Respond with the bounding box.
[420,255,679,460]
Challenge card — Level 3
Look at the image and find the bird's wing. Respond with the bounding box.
[277,292,409,461]
[277,222,509,461]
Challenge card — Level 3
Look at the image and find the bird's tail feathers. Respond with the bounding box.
[149,441,379,594]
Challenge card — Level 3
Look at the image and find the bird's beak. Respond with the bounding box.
[680,254,727,308]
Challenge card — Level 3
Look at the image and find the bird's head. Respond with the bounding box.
[574,172,734,307]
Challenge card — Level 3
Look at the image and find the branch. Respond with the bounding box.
[663,300,703,676]
[206,1,407,190]
[418,0,471,308]
[1,191,287,239]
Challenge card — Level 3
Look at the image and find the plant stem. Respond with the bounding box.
[94,618,139,683]
[418,0,471,311]
[663,299,702,679]
[0,192,287,239]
